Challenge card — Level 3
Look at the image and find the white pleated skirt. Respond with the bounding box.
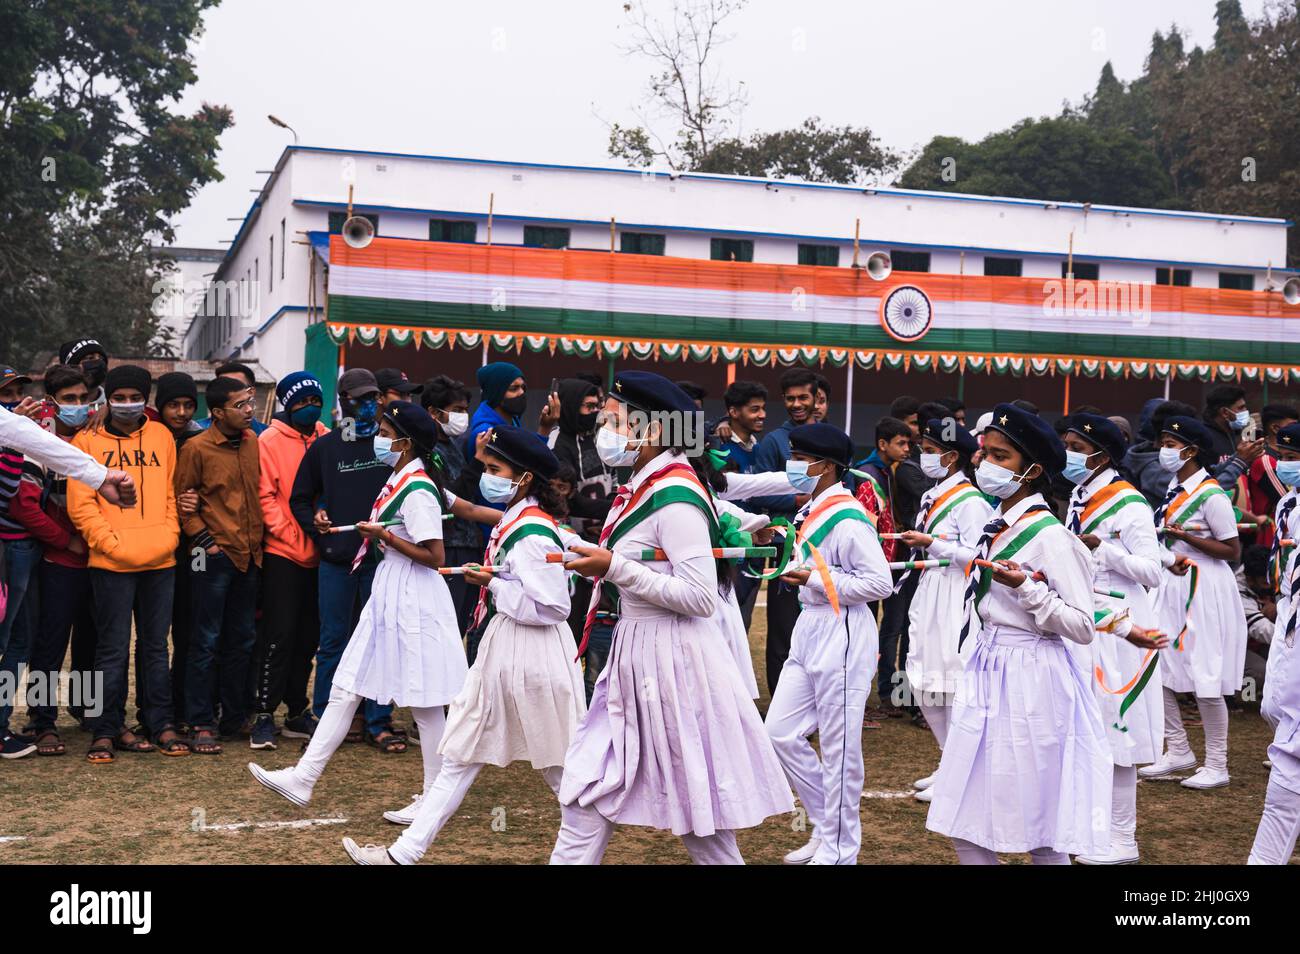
[333,554,467,709]
[439,614,586,769]
[905,566,973,696]
[1153,558,1247,697]
[1263,603,1300,795]
[716,587,760,699]
[1081,587,1163,766]
[925,626,1113,856]
[559,612,794,836]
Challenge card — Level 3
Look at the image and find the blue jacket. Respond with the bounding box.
[751,420,798,516]
[465,401,521,541]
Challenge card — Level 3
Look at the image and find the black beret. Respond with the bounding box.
[610,370,697,416]
[383,400,438,452]
[103,364,152,400]
[921,417,979,458]
[1160,415,1215,451]
[1065,412,1128,466]
[483,423,560,479]
[1276,421,1300,452]
[985,403,1067,475]
[789,422,854,467]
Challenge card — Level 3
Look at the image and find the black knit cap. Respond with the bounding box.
[484,423,560,479]
[155,371,198,409]
[58,338,106,366]
[103,364,152,399]
[985,403,1067,474]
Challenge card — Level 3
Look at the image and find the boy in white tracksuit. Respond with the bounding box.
[766,423,893,865]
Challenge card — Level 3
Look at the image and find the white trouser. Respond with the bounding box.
[1248,777,1300,864]
[920,695,953,750]
[548,802,744,865]
[766,654,867,865]
[1162,687,1228,772]
[389,758,563,865]
[294,683,446,790]
[1112,764,1138,848]
[951,839,1069,865]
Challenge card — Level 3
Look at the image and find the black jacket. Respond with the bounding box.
[289,429,392,565]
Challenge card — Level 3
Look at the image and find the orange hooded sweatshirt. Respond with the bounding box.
[68,418,179,572]
[258,417,328,567]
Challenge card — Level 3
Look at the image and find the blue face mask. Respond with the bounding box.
[350,397,379,436]
[372,435,405,468]
[290,404,322,429]
[1276,460,1300,487]
[1062,449,1100,485]
[479,472,521,504]
[1231,409,1250,431]
[56,403,90,428]
[786,459,821,494]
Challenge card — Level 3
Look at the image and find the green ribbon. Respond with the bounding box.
[742,516,797,581]
[707,448,731,471]
[716,510,753,549]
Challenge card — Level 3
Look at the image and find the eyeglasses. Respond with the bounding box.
[222,397,255,412]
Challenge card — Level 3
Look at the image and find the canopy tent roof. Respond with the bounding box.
[319,235,1300,383]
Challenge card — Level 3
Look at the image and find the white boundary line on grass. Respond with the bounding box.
[861,791,918,800]
[0,836,28,843]
[199,817,348,832]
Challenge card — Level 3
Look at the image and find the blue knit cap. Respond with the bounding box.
[476,361,523,407]
[277,371,322,409]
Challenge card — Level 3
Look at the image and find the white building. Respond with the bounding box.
[184,144,1295,382]
[152,246,224,355]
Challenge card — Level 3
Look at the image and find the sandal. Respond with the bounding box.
[344,713,365,744]
[36,730,66,757]
[87,738,115,764]
[366,729,408,754]
[191,728,222,755]
[113,731,155,754]
[155,729,191,757]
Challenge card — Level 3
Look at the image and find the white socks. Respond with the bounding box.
[1112,764,1137,847]
[1161,687,1229,772]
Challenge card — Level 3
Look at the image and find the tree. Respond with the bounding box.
[0,0,233,367]
[606,0,898,184]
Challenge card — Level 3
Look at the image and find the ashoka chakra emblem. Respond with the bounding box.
[879,285,934,342]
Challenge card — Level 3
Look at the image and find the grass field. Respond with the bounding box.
[0,609,1284,865]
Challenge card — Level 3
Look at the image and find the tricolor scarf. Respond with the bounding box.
[793,490,877,614]
[576,461,719,655]
[350,467,438,573]
[469,502,562,630]
[1074,478,1150,535]
[957,504,1058,648]
[1157,477,1227,546]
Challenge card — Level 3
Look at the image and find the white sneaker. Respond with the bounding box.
[1180,766,1230,790]
[342,837,397,865]
[248,762,312,807]
[783,836,821,865]
[1138,751,1197,779]
[1075,841,1140,865]
[384,793,423,826]
[913,773,936,791]
[913,788,933,803]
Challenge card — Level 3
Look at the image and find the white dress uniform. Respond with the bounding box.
[905,472,993,702]
[334,460,467,709]
[388,496,584,865]
[1152,467,1247,698]
[766,483,894,865]
[551,450,793,864]
[1067,468,1164,765]
[925,493,1113,861]
[1251,486,1300,864]
[714,496,766,699]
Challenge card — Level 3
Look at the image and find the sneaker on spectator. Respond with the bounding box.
[1,733,37,759]
[250,714,277,750]
[282,709,318,740]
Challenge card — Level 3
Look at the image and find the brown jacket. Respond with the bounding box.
[174,424,264,572]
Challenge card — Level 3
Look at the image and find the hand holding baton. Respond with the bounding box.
[545,545,777,563]
[973,558,1125,598]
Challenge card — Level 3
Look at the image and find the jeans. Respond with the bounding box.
[314,558,391,736]
[185,551,259,733]
[170,542,193,721]
[27,561,97,732]
[252,553,319,717]
[877,573,918,711]
[0,538,41,733]
[88,567,175,740]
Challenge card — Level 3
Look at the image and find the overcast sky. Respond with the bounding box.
[172,0,1271,248]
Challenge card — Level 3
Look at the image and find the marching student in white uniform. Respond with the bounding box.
[1250,422,1300,863]
[249,402,468,808]
[896,418,991,804]
[550,372,793,865]
[1140,416,1245,790]
[925,404,1112,864]
[766,423,893,865]
[343,424,584,865]
[1061,413,1168,864]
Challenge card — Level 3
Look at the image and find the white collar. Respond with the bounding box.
[386,458,425,487]
[1075,466,1117,501]
[629,449,684,491]
[497,495,539,524]
[927,470,967,499]
[800,481,849,517]
[1175,466,1209,490]
[998,492,1046,525]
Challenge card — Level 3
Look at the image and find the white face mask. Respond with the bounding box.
[1159,446,1190,473]
[920,452,950,480]
[975,459,1028,499]
[441,410,468,437]
[595,425,641,467]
